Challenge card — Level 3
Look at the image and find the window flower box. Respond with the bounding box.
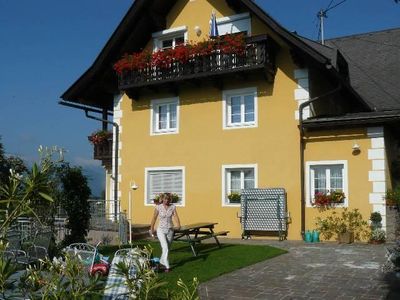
[227,192,241,204]
[311,191,345,208]
[88,130,112,145]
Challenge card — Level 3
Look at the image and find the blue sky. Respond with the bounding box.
[0,0,399,196]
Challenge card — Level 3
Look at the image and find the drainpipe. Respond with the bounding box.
[85,111,120,222]
[298,86,342,239]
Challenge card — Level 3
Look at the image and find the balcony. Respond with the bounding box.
[89,135,112,170]
[117,35,277,96]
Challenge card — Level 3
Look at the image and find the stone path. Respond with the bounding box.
[198,240,399,300]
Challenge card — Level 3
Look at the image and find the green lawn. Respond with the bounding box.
[100,240,286,289]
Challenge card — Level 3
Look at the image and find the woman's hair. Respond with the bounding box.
[159,192,173,204]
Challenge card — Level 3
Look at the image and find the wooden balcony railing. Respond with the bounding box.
[92,138,112,170]
[117,35,276,93]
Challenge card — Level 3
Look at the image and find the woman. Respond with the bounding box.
[150,192,181,272]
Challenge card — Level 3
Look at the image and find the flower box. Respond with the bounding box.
[312,191,345,208]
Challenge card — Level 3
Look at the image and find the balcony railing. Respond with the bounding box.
[117,34,276,92]
[91,138,112,170]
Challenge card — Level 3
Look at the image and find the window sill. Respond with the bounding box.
[151,130,179,136]
[224,123,257,130]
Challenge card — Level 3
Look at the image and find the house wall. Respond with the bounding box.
[303,127,387,233]
[112,0,383,240]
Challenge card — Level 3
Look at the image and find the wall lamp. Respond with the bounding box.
[352,143,361,155]
[194,26,202,36]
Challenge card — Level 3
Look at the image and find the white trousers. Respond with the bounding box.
[157,228,174,269]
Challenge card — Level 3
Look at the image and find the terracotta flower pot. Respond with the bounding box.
[369,239,385,245]
[338,231,354,244]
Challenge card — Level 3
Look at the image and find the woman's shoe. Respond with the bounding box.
[164,268,171,273]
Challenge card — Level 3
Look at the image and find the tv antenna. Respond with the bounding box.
[317,0,348,45]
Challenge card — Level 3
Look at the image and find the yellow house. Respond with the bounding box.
[61,0,400,240]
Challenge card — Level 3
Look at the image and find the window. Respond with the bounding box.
[160,35,184,50]
[223,87,257,129]
[306,160,348,207]
[222,164,257,206]
[152,26,187,51]
[216,12,251,36]
[145,167,185,206]
[151,98,179,135]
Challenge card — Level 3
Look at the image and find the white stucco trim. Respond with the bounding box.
[305,160,349,208]
[152,26,188,38]
[293,68,310,121]
[112,93,123,211]
[221,164,258,207]
[367,126,386,231]
[144,166,186,207]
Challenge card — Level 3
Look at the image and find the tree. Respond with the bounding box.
[0,137,27,185]
[59,166,91,246]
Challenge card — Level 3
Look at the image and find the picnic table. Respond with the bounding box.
[173,222,229,256]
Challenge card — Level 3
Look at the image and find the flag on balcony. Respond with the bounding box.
[209,10,219,38]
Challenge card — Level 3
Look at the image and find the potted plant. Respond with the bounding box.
[88,130,112,145]
[370,212,382,229]
[153,192,180,204]
[227,192,241,204]
[385,187,400,208]
[315,208,370,243]
[370,228,386,244]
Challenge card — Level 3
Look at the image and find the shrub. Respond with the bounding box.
[370,228,386,243]
[315,208,370,241]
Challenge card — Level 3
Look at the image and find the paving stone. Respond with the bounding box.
[199,240,393,299]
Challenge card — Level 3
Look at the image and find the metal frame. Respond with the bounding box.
[240,188,287,240]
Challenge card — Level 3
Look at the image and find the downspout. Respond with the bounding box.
[298,85,341,238]
[85,111,120,222]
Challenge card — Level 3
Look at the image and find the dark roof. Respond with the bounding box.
[297,36,337,68]
[326,28,400,111]
[303,110,400,129]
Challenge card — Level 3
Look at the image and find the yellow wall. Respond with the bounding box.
[303,129,374,233]
[114,0,379,240]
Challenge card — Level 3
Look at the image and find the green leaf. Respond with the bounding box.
[39,192,53,202]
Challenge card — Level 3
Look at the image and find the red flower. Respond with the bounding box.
[312,191,346,207]
[112,33,247,74]
[88,130,112,145]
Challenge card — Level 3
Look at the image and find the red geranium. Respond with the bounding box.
[88,130,112,145]
[113,33,247,74]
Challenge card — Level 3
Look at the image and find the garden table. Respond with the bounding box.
[173,222,229,256]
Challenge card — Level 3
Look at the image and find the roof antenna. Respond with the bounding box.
[317,0,348,45]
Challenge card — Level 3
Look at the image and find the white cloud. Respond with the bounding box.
[72,156,102,168]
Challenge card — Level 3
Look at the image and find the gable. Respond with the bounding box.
[60,0,373,119]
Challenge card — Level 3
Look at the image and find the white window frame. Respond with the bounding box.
[152,26,188,51]
[305,160,348,208]
[150,97,179,135]
[222,87,258,130]
[144,166,185,207]
[216,12,251,36]
[221,164,258,207]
